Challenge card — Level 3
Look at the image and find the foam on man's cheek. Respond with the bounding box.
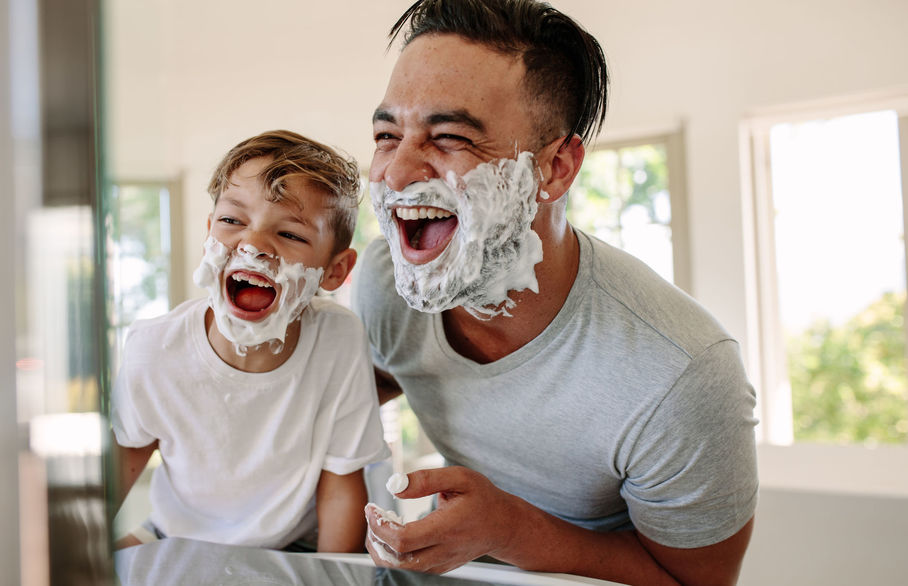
[372,151,543,319]
[192,236,323,355]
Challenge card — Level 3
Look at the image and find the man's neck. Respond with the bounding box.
[442,223,579,364]
[204,309,301,373]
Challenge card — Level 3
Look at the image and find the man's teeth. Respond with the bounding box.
[232,273,272,288]
[395,207,454,221]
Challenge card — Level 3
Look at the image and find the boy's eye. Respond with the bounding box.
[279,232,307,243]
[218,216,241,225]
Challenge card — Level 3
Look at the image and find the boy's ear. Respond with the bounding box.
[319,248,357,292]
[537,135,585,203]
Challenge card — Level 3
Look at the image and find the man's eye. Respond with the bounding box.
[433,134,472,149]
[374,132,399,150]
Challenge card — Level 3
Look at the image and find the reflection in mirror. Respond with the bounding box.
[114,538,523,586]
[11,0,111,582]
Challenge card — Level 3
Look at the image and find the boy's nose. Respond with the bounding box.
[237,231,275,258]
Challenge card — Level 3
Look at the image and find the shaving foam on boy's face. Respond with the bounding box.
[372,151,544,319]
[192,236,324,353]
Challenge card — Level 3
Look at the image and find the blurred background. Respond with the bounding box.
[2,0,907,584]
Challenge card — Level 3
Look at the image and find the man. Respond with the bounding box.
[352,1,758,584]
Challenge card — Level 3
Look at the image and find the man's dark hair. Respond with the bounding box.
[389,0,608,147]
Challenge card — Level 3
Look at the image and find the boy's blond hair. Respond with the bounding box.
[208,130,361,253]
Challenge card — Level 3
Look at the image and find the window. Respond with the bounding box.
[104,181,180,368]
[742,91,908,496]
[569,131,690,292]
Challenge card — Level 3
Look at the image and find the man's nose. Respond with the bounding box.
[380,139,436,192]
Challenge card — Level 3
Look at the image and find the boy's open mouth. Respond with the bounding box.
[395,205,458,264]
[225,270,277,317]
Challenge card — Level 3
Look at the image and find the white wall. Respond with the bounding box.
[105,0,908,348]
[104,1,908,583]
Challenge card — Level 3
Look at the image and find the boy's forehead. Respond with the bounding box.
[223,159,332,211]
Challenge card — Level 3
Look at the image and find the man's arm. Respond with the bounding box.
[316,469,369,553]
[365,467,753,585]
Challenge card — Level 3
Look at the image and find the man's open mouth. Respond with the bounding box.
[225,270,277,318]
[394,206,458,264]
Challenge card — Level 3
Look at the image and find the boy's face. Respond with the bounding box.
[206,156,339,322]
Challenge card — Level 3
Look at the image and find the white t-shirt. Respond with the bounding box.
[111,296,390,549]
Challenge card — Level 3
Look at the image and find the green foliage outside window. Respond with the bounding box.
[788,291,908,444]
[568,144,670,248]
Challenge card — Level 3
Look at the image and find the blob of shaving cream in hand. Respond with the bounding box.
[386,472,409,496]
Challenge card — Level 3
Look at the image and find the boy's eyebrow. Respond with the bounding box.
[218,196,314,228]
[372,107,486,133]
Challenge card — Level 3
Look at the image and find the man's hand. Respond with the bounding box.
[364,465,754,585]
[364,466,519,574]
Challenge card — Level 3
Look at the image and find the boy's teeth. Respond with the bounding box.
[232,273,272,288]
[395,206,453,221]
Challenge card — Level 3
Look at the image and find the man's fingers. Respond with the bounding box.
[398,466,474,499]
[365,502,447,555]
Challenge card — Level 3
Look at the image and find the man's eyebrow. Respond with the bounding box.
[426,110,485,132]
[371,108,486,133]
[373,108,395,124]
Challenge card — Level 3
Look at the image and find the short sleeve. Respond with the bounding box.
[322,320,391,475]
[620,340,759,548]
[109,329,157,448]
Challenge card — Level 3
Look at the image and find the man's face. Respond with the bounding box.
[370,34,547,318]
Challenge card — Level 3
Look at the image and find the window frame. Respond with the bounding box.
[581,126,692,294]
[740,89,908,497]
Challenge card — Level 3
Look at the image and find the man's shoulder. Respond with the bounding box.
[579,232,733,356]
[358,237,395,277]
[351,238,402,315]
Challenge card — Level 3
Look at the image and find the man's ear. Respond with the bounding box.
[319,247,358,292]
[537,135,585,203]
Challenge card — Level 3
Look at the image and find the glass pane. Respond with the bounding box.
[106,184,173,368]
[769,110,908,444]
[569,144,674,283]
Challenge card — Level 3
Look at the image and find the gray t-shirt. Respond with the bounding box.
[352,230,758,548]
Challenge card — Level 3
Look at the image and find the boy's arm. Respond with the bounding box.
[115,441,158,513]
[316,469,369,553]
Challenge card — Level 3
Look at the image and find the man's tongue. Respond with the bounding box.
[234,286,275,312]
[415,216,457,250]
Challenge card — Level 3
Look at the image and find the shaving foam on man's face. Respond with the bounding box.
[372,151,544,320]
[192,236,324,354]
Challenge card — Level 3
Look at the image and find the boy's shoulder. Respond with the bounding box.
[123,298,205,351]
[305,295,365,335]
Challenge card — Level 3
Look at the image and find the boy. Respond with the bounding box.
[111,130,390,552]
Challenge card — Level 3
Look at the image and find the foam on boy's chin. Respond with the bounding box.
[372,151,543,320]
[192,236,323,355]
